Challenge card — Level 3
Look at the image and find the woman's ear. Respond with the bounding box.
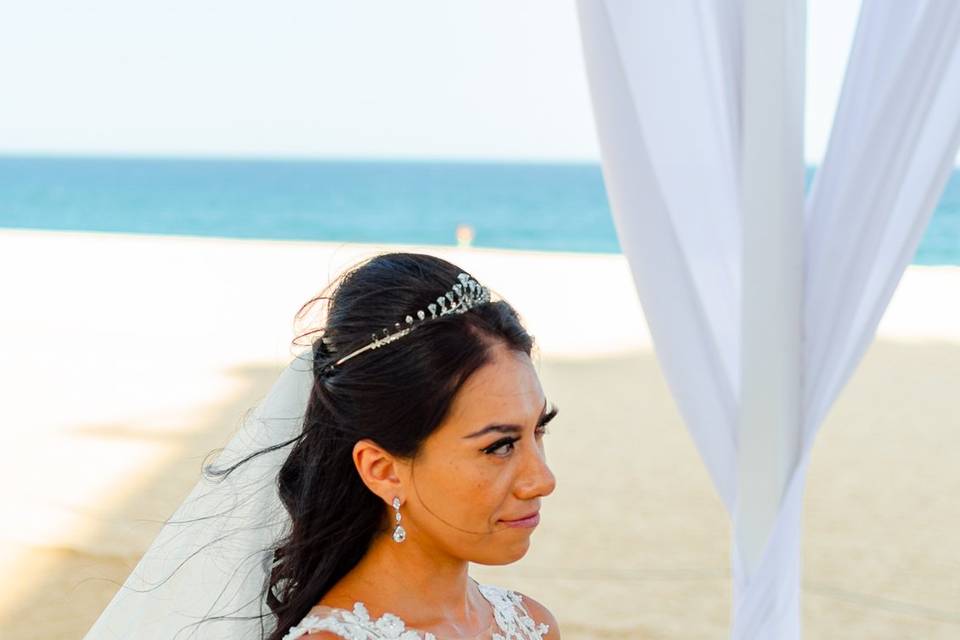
[352,438,405,504]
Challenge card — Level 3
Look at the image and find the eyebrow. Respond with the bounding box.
[463,398,551,439]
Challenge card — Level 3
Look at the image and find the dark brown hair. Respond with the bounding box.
[197,251,536,639]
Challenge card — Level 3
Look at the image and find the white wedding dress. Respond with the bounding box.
[281,581,550,640]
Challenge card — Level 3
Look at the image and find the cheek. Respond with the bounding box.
[427,456,513,517]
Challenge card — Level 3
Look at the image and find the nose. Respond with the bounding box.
[515,440,556,500]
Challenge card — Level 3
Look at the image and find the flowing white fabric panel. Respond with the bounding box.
[737,3,960,634]
[803,1,960,438]
[576,0,743,512]
[576,0,960,637]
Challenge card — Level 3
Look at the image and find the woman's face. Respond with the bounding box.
[399,342,558,565]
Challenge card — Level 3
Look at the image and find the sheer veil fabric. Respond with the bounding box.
[83,351,315,640]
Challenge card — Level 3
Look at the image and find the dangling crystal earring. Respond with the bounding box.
[392,497,406,543]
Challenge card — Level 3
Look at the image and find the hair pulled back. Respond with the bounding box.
[260,252,535,639]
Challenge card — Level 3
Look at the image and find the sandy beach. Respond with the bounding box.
[0,228,957,639]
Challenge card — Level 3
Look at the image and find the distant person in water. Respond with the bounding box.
[456,223,475,248]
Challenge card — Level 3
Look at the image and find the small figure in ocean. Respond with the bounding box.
[456,223,475,248]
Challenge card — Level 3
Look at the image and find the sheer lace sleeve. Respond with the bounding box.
[477,584,550,640]
[281,601,435,640]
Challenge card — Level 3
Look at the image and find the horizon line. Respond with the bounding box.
[0,150,849,168]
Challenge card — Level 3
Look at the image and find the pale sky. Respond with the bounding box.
[0,0,944,165]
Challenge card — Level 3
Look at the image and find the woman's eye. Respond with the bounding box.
[485,438,518,456]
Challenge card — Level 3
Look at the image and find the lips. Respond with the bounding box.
[501,510,539,523]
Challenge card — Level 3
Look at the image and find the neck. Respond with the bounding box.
[335,529,488,633]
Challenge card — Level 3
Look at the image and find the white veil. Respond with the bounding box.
[83,349,316,640]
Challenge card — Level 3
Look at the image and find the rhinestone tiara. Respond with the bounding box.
[319,272,492,373]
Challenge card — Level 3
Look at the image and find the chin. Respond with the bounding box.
[473,538,532,566]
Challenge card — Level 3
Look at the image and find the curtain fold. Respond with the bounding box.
[576,0,960,636]
[577,0,743,512]
[803,1,960,437]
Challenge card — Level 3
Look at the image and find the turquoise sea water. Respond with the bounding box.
[0,156,957,264]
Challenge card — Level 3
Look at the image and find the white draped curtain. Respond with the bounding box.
[576,0,960,637]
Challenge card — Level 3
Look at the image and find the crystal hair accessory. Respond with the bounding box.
[319,272,491,374]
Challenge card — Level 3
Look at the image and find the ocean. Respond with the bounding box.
[1,155,957,265]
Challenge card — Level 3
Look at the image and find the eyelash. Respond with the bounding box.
[483,407,558,457]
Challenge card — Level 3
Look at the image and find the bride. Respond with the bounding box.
[84,252,561,640]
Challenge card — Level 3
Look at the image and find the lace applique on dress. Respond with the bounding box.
[282,582,549,640]
[476,583,550,640]
[281,601,432,640]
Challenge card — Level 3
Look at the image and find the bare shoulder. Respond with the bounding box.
[515,591,561,639]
